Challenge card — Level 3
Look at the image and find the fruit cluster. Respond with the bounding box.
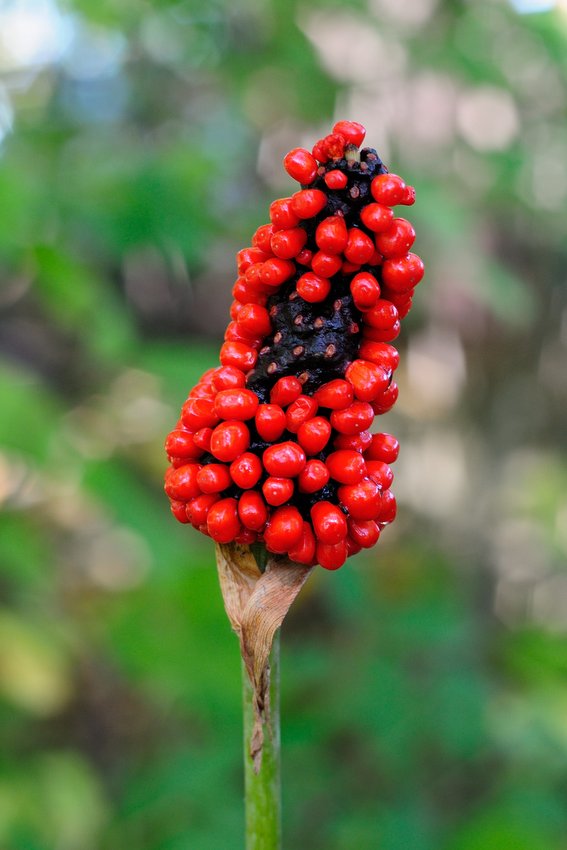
[164,121,424,570]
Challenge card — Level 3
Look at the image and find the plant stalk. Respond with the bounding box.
[242,630,281,850]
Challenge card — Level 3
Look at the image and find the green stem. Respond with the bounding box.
[242,631,282,850]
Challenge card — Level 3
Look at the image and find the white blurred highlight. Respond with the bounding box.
[457,86,519,151]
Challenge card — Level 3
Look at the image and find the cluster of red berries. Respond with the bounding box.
[164,121,424,571]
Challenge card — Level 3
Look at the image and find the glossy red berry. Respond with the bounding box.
[214,388,259,421]
[381,253,424,292]
[260,258,296,287]
[314,379,354,410]
[317,540,348,570]
[375,218,416,258]
[315,216,348,254]
[330,401,374,435]
[311,501,348,544]
[378,489,397,524]
[237,247,271,275]
[371,173,407,206]
[311,251,342,278]
[344,228,375,264]
[269,198,300,230]
[255,404,287,442]
[271,227,308,260]
[262,476,294,506]
[297,417,332,455]
[297,272,331,303]
[291,189,327,219]
[358,341,399,371]
[350,272,381,311]
[365,432,399,463]
[210,420,250,462]
[219,341,257,371]
[363,300,399,330]
[230,453,263,489]
[347,519,380,548]
[288,522,317,565]
[333,431,373,453]
[207,497,241,543]
[324,170,348,190]
[186,493,219,527]
[285,395,318,433]
[170,499,192,523]
[238,491,268,531]
[224,321,262,347]
[236,304,272,337]
[338,477,383,520]
[165,430,203,460]
[193,427,213,452]
[360,203,394,233]
[372,382,399,414]
[212,366,247,392]
[332,120,366,147]
[298,460,330,493]
[325,450,367,484]
[263,506,303,554]
[283,148,318,184]
[197,463,232,494]
[270,376,302,407]
[320,133,346,160]
[263,442,306,478]
[181,398,219,432]
[366,460,394,489]
[252,223,275,253]
[296,248,313,266]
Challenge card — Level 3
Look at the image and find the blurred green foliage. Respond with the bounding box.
[1,0,567,847]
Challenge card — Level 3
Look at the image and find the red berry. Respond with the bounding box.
[186,493,219,527]
[381,253,424,292]
[232,279,267,305]
[326,450,367,484]
[344,228,375,264]
[346,359,390,402]
[338,477,383,520]
[224,321,262,347]
[315,216,348,254]
[378,489,397,524]
[375,218,415,258]
[170,499,191,523]
[285,395,318,433]
[296,248,313,266]
[297,272,331,303]
[297,416,332,455]
[358,341,399,371]
[252,223,275,253]
[291,189,327,219]
[365,432,400,463]
[270,198,300,230]
[332,120,366,147]
[197,463,232,494]
[311,501,348,544]
[255,404,287,442]
[298,460,330,493]
[210,420,250,462]
[360,203,394,233]
[288,521,317,565]
[181,398,219,432]
[311,251,342,278]
[350,272,381,311]
[262,476,294,506]
[260,258,296,287]
[237,247,271,275]
[324,170,348,190]
[345,536,362,557]
[238,491,268,531]
[348,518,380,548]
[193,427,213,451]
[220,341,258,372]
[164,464,201,501]
[229,452,262,489]
[236,304,272,337]
[263,442,306,478]
[207,497,241,543]
[363,300,399,330]
[214,388,259,421]
[235,528,258,545]
[271,227,308,260]
[317,540,348,570]
[372,382,399,414]
[366,460,394,489]
[213,366,247,391]
[165,430,203,460]
[283,148,318,184]
[342,261,361,275]
[361,321,401,342]
[371,173,407,206]
[330,402,374,435]
[312,139,329,163]
[270,376,302,407]
[401,185,416,205]
[320,133,346,160]
[264,506,303,554]
[314,379,354,410]
[333,431,373,453]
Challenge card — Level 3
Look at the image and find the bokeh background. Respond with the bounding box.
[1,0,567,847]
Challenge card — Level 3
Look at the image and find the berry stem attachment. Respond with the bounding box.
[243,631,281,850]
